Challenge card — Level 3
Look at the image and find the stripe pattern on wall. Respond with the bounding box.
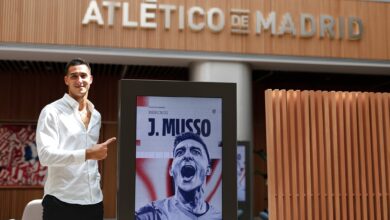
[265,89,390,220]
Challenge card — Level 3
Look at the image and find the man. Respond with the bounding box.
[136,132,222,220]
[36,58,116,220]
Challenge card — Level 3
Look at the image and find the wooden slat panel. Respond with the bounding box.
[357,93,369,220]
[316,91,327,220]
[338,92,348,220]
[296,91,306,220]
[281,90,292,220]
[351,93,362,220]
[331,92,341,220]
[369,93,382,220]
[377,94,389,220]
[309,91,320,220]
[302,91,313,220]
[362,92,376,220]
[0,189,43,220]
[266,90,390,220]
[101,123,118,218]
[1,0,390,60]
[265,89,277,220]
[384,94,390,216]
[323,92,334,220]
[274,90,285,220]
[345,93,355,220]
[287,90,299,220]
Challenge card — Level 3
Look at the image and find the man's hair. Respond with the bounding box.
[64,58,91,75]
[173,132,211,165]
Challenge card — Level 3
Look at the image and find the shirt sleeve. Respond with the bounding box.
[36,106,86,166]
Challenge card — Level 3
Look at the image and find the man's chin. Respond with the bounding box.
[70,91,87,98]
[179,186,197,192]
[178,181,201,192]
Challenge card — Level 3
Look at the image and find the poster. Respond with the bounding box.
[0,124,47,187]
[135,96,222,219]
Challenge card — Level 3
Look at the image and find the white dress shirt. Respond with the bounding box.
[36,93,102,205]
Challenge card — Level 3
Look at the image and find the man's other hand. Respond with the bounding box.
[86,137,116,160]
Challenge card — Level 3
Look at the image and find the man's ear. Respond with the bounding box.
[64,75,69,86]
[206,166,211,175]
[169,166,173,177]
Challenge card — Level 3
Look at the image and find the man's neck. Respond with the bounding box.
[68,93,88,110]
[176,187,208,215]
[78,99,88,111]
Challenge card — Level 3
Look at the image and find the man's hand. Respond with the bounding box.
[86,137,116,160]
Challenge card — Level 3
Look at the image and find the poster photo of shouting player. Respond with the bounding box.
[134,96,222,220]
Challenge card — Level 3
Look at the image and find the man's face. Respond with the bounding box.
[170,139,210,191]
[64,64,92,100]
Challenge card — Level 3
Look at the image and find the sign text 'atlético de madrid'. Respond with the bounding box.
[82,0,364,40]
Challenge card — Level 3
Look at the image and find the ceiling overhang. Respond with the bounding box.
[1,43,389,75]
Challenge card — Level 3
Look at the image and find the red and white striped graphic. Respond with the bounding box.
[0,124,47,186]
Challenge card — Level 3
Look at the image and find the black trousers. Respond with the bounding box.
[42,194,103,220]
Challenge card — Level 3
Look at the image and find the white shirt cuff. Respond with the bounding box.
[74,149,86,164]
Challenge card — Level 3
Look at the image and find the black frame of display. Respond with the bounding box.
[117,79,237,220]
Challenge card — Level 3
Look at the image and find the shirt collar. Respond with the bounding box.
[62,93,95,112]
